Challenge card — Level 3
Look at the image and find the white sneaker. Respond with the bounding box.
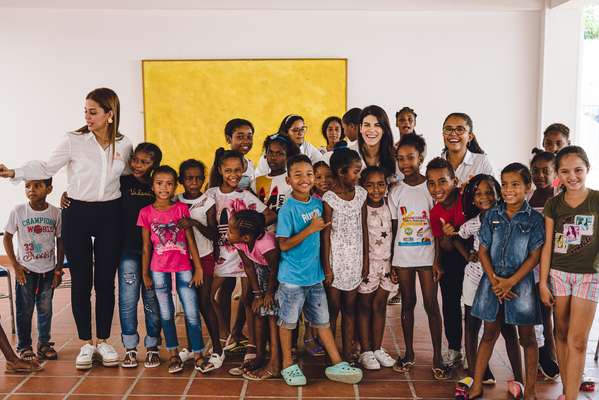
[359,351,381,370]
[179,348,194,364]
[76,344,96,370]
[96,342,119,367]
[445,349,463,367]
[374,348,395,368]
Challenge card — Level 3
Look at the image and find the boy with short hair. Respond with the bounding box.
[3,178,64,361]
[275,154,362,386]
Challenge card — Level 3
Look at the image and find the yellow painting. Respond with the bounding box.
[142,59,347,175]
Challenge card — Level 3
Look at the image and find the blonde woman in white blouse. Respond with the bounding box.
[0,88,131,370]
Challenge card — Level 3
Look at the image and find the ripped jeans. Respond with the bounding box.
[118,251,161,350]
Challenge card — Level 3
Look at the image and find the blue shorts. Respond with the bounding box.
[275,282,330,329]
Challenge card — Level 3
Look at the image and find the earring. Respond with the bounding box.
[108,118,113,124]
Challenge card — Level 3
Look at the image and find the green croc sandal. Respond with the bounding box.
[325,361,363,384]
[281,364,307,386]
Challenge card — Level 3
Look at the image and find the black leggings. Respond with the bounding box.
[62,199,121,340]
[439,250,466,351]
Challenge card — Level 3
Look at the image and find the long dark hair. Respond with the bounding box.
[357,105,396,177]
[442,112,485,154]
[277,114,304,135]
[321,116,345,145]
[208,147,245,188]
[462,174,501,219]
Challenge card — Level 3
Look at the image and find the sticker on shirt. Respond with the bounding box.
[554,232,568,254]
[575,215,594,235]
[397,208,433,247]
[564,224,581,245]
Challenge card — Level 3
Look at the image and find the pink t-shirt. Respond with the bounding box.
[137,202,192,272]
[233,231,276,266]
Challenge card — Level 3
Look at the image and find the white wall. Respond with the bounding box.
[0,6,542,226]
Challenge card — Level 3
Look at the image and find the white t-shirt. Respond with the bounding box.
[442,150,494,186]
[4,203,61,273]
[177,194,215,258]
[255,173,292,214]
[238,158,256,192]
[204,187,267,277]
[388,181,434,267]
[458,216,483,284]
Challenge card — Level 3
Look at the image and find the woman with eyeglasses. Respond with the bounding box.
[441,113,494,186]
[256,115,324,176]
[436,112,494,372]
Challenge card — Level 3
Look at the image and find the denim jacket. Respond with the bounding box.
[471,201,545,325]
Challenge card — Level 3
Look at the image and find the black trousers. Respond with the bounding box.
[439,249,466,352]
[62,198,121,340]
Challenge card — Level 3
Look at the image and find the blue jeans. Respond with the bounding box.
[15,270,54,351]
[276,282,330,329]
[118,251,161,349]
[151,270,204,353]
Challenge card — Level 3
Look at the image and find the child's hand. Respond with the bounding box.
[13,263,28,285]
[324,269,334,286]
[51,268,63,289]
[178,217,196,230]
[390,267,399,284]
[432,263,443,282]
[440,218,457,237]
[263,292,274,310]
[142,272,153,289]
[0,164,15,179]
[539,283,554,307]
[361,265,369,280]
[468,251,479,263]
[190,269,204,287]
[308,217,330,234]
[492,275,517,301]
[251,297,264,314]
[60,192,71,209]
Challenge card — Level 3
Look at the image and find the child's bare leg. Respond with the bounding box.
[371,287,389,350]
[553,296,571,393]
[327,287,341,340]
[541,303,557,359]
[563,297,596,400]
[418,268,444,367]
[199,275,222,354]
[500,323,523,382]
[340,289,358,361]
[400,268,417,361]
[357,293,373,351]
[470,319,501,397]
[253,314,266,366]
[240,278,255,352]
[316,326,343,365]
[517,325,538,399]
[211,277,230,340]
[279,326,294,369]
[464,305,481,373]
[231,278,248,343]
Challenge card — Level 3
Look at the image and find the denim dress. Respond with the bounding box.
[471,201,544,325]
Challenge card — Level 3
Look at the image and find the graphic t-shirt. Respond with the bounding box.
[388,181,434,267]
[459,215,483,283]
[255,173,291,214]
[204,187,267,277]
[367,203,392,262]
[120,175,154,253]
[137,202,192,272]
[233,231,276,266]
[544,189,599,274]
[177,193,215,257]
[4,203,61,273]
[430,191,465,238]
[276,195,324,286]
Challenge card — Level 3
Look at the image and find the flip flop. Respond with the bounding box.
[243,368,277,381]
[432,366,450,380]
[6,360,43,373]
[392,357,415,373]
[507,380,524,399]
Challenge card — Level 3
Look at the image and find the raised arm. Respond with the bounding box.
[1,136,71,180]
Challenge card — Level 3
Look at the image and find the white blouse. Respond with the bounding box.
[13,132,132,202]
[443,150,494,185]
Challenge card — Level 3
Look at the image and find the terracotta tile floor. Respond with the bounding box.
[0,270,597,400]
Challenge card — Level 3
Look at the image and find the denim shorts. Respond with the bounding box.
[275,282,329,329]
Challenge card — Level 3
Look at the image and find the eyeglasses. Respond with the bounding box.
[290,126,308,134]
[442,126,469,136]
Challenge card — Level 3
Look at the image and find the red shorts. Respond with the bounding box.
[200,253,215,277]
